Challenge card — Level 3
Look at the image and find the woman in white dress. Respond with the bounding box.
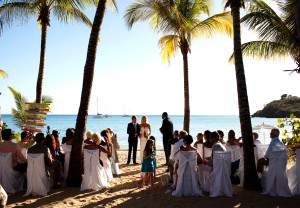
[139,116,151,163]
[99,130,114,182]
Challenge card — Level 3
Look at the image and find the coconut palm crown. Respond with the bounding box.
[125,0,233,132]
[0,0,94,103]
[233,0,300,73]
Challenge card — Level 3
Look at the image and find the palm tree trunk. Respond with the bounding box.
[295,0,300,41]
[36,22,47,103]
[231,4,259,190]
[67,0,107,187]
[180,39,190,133]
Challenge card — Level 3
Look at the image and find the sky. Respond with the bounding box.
[0,0,299,116]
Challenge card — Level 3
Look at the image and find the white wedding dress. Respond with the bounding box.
[139,126,150,162]
[172,150,202,197]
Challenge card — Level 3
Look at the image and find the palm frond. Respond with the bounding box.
[241,0,293,43]
[8,86,28,129]
[0,69,8,78]
[191,11,233,38]
[53,3,92,27]
[159,34,180,63]
[229,40,291,62]
[42,95,53,103]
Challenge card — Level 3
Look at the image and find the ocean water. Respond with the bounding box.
[1,115,278,149]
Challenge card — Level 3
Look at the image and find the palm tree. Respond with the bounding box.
[225,0,259,190]
[125,0,232,133]
[234,0,299,73]
[0,0,93,103]
[67,0,117,187]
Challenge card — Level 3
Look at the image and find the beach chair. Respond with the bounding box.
[210,151,232,197]
[198,147,212,192]
[25,153,50,196]
[61,144,72,180]
[287,149,300,195]
[172,151,202,197]
[81,149,108,191]
[0,185,7,208]
[0,152,22,194]
[262,150,292,197]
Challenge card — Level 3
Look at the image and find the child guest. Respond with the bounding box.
[141,139,156,188]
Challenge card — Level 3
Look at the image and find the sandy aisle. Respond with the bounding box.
[7,150,300,208]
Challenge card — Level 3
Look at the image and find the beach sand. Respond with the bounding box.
[7,150,300,208]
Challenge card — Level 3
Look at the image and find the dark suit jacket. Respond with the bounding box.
[127,123,140,141]
[160,118,174,141]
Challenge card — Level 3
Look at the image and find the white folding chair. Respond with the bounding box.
[0,152,21,194]
[210,151,232,197]
[61,144,72,180]
[25,153,50,196]
[262,150,292,197]
[81,149,108,191]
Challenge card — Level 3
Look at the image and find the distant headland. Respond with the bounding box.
[253,94,300,118]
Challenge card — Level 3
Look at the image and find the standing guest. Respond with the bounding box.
[194,133,204,157]
[100,130,113,181]
[28,133,53,177]
[0,129,26,169]
[217,130,225,144]
[107,128,121,176]
[228,130,240,145]
[160,112,173,166]
[141,139,156,188]
[169,130,179,183]
[127,116,140,165]
[149,136,157,178]
[52,130,61,151]
[139,116,151,163]
[209,131,226,165]
[226,132,241,185]
[253,132,261,146]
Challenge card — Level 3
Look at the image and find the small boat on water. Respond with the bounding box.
[94,97,110,118]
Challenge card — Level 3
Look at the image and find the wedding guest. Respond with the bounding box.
[28,133,53,177]
[209,131,226,166]
[19,131,35,159]
[253,132,261,146]
[194,133,204,157]
[0,129,26,169]
[160,112,173,166]
[141,139,156,188]
[52,130,61,151]
[107,128,121,176]
[169,130,179,183]
[127,116,140,165]
[149,136,157,178]
[139,116,151,163]
[100,130,113,181]
[226,132,241,184]
[228,130,240,145]
[217,130,225,144]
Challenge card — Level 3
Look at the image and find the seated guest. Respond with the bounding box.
[169,130,179,183]
[260,128,291,197]
[253,132,261,146]
[211,131,226,161]
[172,135,202,197]
[0,129,26,170]
[226,132,241,185]
[19,131,35,158]
[28,133,53,177]
[84,130,94,145]
[217,130,225,144]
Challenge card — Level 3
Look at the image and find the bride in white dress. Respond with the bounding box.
[139,116,151,163]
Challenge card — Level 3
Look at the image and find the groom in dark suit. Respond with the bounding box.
[127,116,140,165]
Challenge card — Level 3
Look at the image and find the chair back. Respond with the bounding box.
[62,144,72,179]
[0,152,18,193]
[210,151,232,197]
[25,153,49,196]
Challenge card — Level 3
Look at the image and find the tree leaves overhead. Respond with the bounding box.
[233,0,300,69]
[124,0,233,62]
[0,69,8,78]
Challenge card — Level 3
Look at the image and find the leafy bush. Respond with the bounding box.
[278,115,300,160]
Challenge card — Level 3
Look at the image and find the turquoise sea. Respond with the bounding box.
[1,115,278,149]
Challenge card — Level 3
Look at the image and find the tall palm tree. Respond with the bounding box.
[234,0,300,73]
[225,0,259,190]
[125,0,232,133]
[67,0,117,187]
[0,0,93,103]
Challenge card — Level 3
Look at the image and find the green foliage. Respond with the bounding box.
[278,115,300,160]
[124,0,233,63]
[42,95,53,104]
[8,86,28,129]
[230,0,299,69]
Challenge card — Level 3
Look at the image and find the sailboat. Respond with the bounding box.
[94,97,104,118]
